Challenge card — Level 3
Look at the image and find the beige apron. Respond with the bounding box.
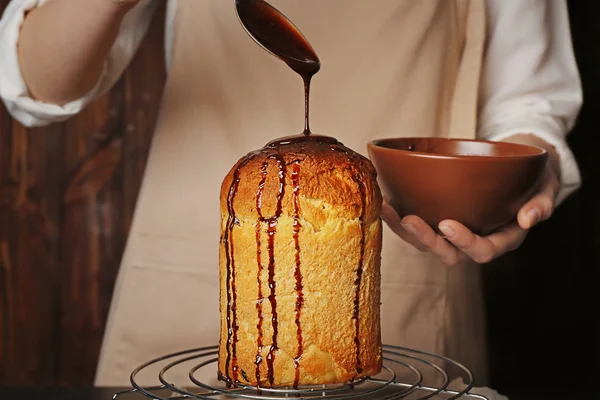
[95,0,488,388]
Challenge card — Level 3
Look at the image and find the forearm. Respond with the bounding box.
[18,0,135,105]
[478,0,582,205]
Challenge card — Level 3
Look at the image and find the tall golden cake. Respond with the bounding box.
[218,136,383,388]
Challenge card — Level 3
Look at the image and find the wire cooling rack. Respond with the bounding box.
[112,344,489,399]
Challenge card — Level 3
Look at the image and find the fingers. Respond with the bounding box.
[439,220,528,264]
[517,167,560,230]
[383,205,531,267]
[517,191,554,229]
[380,203,428,251]
[400,215,463,266]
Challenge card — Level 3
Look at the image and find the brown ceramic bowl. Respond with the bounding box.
[367,137,548,235]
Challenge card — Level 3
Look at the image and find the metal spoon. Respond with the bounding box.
[235,0,320,135]
[234,0,320,76]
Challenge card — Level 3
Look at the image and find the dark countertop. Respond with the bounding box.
[0,387,596,400]
[0,387,120,399]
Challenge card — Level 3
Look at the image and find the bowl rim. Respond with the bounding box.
[367,137,548,161]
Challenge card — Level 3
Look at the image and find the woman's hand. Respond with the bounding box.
[381,134,561,266]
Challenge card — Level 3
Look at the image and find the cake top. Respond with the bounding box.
[220,135,382,226]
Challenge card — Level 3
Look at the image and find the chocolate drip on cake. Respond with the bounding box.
[254,161,269,388]
[255,153,287,387]
[224,153,258,386]
[291,160,304,389]
[352,176,367,375]
[329,143,367,375]
[221,135,380,388]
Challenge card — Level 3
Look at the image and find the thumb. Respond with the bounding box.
[517,173,559,230]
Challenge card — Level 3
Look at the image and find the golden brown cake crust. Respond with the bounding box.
[218,135,383,388]
[220,136,382,227]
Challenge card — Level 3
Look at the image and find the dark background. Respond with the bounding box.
[0,0,597,395]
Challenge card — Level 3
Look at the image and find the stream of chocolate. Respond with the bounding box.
[284,38,319,136]
[235,0,320,136]
[302,75,313,135]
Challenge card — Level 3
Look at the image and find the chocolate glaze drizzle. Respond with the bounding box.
[291,160,304,389]
[267,134,338,148]
[255,153,287,387]
[254,162,269,389]
[223,153,259,386]
[232,0,373,388]
[223,136,370,387]
[352,177,367,375]
[330,144,368,375]
[254,219,264,388]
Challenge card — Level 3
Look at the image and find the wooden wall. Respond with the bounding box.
[0,0,597,393]
[0,1,166,385]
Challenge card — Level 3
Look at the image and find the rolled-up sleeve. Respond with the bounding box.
[0,0,158,128]
[478,0,583,205]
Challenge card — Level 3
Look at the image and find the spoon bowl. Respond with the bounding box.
[234,0,320,74]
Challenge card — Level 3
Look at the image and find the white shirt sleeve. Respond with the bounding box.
[0,0,159,128]
[478,0,583,205]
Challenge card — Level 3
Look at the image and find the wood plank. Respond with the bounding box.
[0,0,12,382]
[54,3,166,385]
[10,121,64,385]
[0,0,166,385]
